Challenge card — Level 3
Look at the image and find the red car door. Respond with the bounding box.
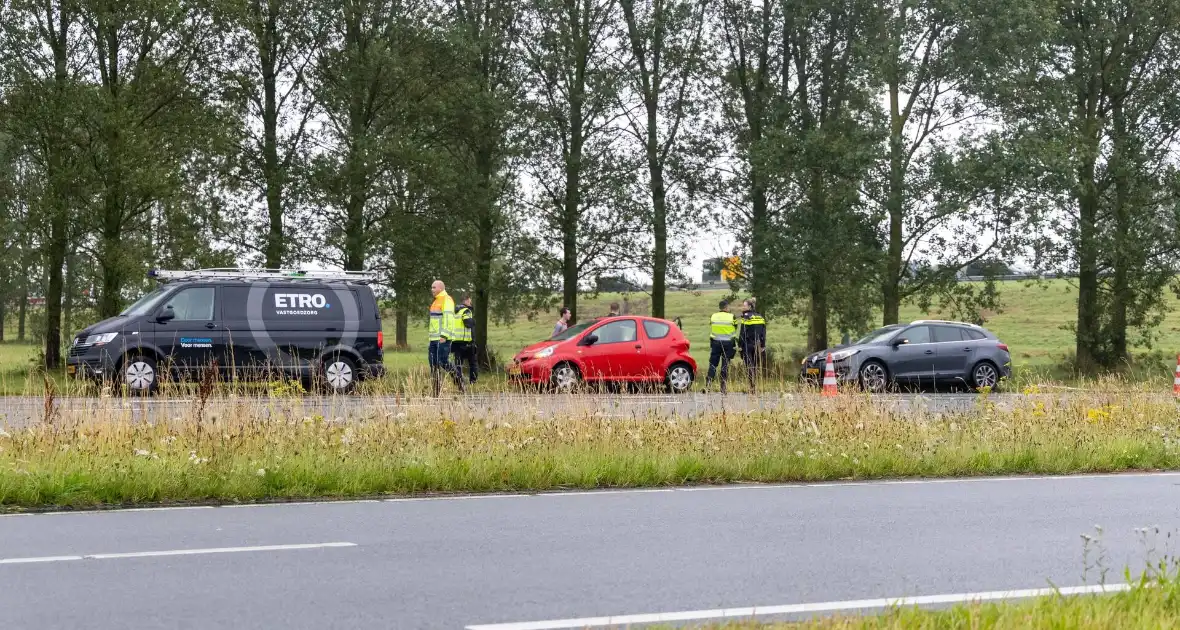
[638,319,674,380]
[578,319,642,381]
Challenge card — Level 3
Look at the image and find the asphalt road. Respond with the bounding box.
[2,473,1179,629]
[0,391,1128,427]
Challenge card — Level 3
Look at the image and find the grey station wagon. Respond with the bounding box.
[801,320,1012,392]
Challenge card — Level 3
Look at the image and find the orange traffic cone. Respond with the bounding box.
[1173,355,1180,397]
[822,353,838,397]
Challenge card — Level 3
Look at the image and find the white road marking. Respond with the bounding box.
[0,542,356,565]
[221,500,380,508]
[464,583,1134,630]
[0,555,83,564]
[3,471,1179,517]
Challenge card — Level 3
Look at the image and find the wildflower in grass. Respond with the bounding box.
[0,428,9,439]
[134,449,150,457]
[256,468,266,476]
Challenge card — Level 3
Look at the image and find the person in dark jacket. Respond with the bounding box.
[739,298,767,392]
[451,296,477,384]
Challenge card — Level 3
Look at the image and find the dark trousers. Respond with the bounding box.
[450,341,477,383]
[706,339,736,391]
[428,339,464,395]
[741,343,763,391]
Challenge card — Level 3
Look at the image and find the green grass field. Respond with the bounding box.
[3,279,1180,393]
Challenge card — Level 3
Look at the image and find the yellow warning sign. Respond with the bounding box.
[721,256,742,281]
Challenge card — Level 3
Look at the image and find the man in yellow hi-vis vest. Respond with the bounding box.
[705,299,738,393]
[451,295,477,385]
[429,280,465,396]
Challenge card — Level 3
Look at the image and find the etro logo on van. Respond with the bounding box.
[273,293,331,316]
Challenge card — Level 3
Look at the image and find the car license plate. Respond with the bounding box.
[507,364,521,375]
[806,368,819,375]
[67,365,76,375]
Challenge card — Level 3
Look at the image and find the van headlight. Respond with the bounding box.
[534,346,555,359]
[85,333,119,346]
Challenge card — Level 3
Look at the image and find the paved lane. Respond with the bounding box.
[2,473,1178,629]
[0,392,1121,427]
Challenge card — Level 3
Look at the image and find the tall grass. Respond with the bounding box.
[2,391,1180,509]
[696,565,1180,629]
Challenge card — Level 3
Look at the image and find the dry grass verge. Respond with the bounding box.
[2,393,1179,509]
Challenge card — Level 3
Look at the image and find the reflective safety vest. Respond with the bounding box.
[429,291,457,341]
[741,311,767,347]
[710,311,738,342]
[453,305,474,342]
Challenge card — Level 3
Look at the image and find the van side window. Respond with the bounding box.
[162,287,215,321]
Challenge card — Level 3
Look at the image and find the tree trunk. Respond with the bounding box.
[0,275,7,343]
[1109,97,1130,364]
[98,205,124,319]
[343,191,365,270]
[1074,57,1102,373]
[748,167,770,307]
[647,99,668,319]
[42,3,71,368]
[562,70,584,322]
[474,148,496,368]
[883,60,905,325]
[808,270,828,352]
[18,279,28,342]
[341,12,368,272]
[807,172,829,351]
[562,211,578,322]
[262,3,284,269]
[1075,151,1101,372]
[44,219,68,369]
[395,309,409,350]
[63,253,75,339]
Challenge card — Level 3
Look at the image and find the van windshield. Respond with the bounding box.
[120,287,169,317]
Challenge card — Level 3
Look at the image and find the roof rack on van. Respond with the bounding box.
[148,268,379,284]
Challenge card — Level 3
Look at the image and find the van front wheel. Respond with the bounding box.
[123,355,159,396]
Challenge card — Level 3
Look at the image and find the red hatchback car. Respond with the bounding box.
[508,316,697,393]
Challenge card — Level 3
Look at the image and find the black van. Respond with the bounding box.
[66,269,385,394]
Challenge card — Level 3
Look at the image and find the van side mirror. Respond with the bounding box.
[580,334,598,346]
[156,306,175,323]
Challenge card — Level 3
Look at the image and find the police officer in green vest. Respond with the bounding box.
[739,298,767,392]
[706,299,738,393]
[451,296,477,384]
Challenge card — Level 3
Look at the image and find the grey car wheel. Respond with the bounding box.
[666,363,693,393]
[858,361,888,393]
[124,355,158,395]
[322,356,357,394]
[551,363,580,393]
[972,362,999,390]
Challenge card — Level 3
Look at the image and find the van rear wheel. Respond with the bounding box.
[321,356,357,394]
